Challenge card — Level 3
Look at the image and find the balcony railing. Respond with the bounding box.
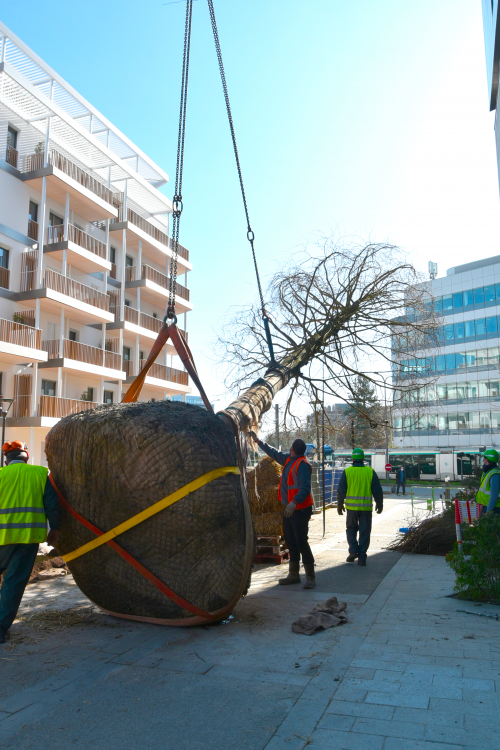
[38,395,99,419]
[6,145,18,168]
[138,359,188,385]
[47,223,107,259]
[20,269,111,311]
[125,264,190,301]
[113,203,189,262]
[110,302,188,340]
[24,149,115,207]
[109,263,117,279]
[0,318,42,350]
[41,338,122,370]
[27,219,39,241]
[0,267,9,290]
[123,358,188,385]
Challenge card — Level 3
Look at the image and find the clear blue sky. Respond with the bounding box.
[3,0,500,413]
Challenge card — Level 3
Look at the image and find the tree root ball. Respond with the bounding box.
[45,401,251,623]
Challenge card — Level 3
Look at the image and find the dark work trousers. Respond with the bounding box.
[0,543,39,631]
[396,481,406,495]
[283,507,314,565]
[346,510,372,562]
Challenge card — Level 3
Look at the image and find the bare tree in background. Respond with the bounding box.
[217,238,442,435]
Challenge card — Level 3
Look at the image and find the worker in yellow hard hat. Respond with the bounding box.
[0,441,61,644]
[476,449,500,516]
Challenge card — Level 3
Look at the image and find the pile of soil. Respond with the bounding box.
[388,506,456,556]
[29,555,69,583]
[247,456,283,536]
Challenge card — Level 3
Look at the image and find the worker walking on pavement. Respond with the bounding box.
[248,431,316,589]
[476,448,500,516]
[0,441,61,644]
[337,447,383,566]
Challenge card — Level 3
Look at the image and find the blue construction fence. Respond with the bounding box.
[311,466,344,511]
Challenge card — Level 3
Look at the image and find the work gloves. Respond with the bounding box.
[284,501,296,517]
[337,501,344,516]
[376,502,383,515]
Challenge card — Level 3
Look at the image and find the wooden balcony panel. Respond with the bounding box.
[38,395,99,419]
[6,145,18,168]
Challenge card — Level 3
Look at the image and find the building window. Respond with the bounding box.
[68,329,78,341]
[123,346,131,361]
[41,380,56,397]
[81,387,94,402]
[29,201,38,222]
[103,390,113,405]
[125,299,130,307]
[139,350,144,360]
[49,212,63,226]
[110,246,116,264]
[0,247,9,270]
[7,126,17,149]
[126,255,134,267]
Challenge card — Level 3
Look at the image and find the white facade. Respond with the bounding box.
[393,256,500,451]
[0,23,192,465]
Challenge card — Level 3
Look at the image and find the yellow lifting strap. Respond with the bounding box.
[63,466,240,564]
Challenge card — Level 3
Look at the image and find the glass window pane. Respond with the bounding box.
[438,414,448,431]
[487,316,497,334]
[479,380,490,398]
[455,352,466,369]
[443,294,453,310]
[481,411,491,429]
[488,347,500,365]
[465,320,475,337]
[489,380,500,397]
[436,355,446,372]
[429,415,437,431]
[465,350,476,367]
[497,283,500,300]
[427,384,437,401]
[454,322,464,339]
[453,291,463,308]
[448,413,458,430]
[492,412,500,429]
[476,318,486,336]
[470,411,480,429]
[457,412,468,429]
[485,285,496,303]
[476,348,488,366]
[467,381,478,399]
[447,382,458,400]
[464,290,474,306]
[474,287,485,305]
[445,353,456,370]
[456,382,467,399]
[445,324,454,340]
[434,296,443,312]
[437,384,448,400]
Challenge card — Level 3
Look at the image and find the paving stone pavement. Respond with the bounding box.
[1,501,499,749]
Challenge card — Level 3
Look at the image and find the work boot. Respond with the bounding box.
[303,564,316,589]
[358,558,367,567]
[279,560,301,585]
[0,628,9,644]
[346,554,358,563]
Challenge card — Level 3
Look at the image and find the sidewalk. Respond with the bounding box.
[0,502,498,749]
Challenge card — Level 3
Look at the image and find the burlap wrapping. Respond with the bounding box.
[45,400,251,622]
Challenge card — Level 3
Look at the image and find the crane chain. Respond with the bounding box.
[206,0,267,319]
[167,0,194,322]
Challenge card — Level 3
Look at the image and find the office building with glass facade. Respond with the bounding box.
[393,256,500,449]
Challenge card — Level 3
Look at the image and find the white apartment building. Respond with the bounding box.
[0,23,192,464]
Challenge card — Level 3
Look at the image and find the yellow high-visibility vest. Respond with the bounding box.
[345,466,374,512]
[0,463,48,544]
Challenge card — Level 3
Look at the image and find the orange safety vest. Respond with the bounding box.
[278,456,314,510]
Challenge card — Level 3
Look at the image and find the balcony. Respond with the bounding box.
[0,317,47,364]
[0,267,9,290]
[22,149,118,222]
[107,302,188,352]
[18,261,114,324]
[39,338,124,379]
[45,223,111,274]
[27,219,38,242]
[124,359,190,393]
[110,206,191,272]
[10,395,99,422]
[6,145,18,169]
[124,263,191,312]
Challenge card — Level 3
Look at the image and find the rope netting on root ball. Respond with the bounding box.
[45,400,253,626]
[247,456,283,536]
